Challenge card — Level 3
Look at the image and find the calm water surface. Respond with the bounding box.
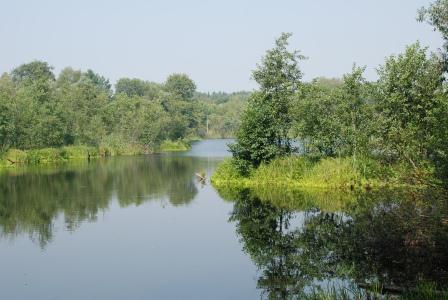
[1,139,447,299]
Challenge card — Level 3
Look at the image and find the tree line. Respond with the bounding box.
[230,1,448,183]
[0,63,248,154]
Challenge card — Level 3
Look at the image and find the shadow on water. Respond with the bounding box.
[0,155,215,248]
[216,186,448,298]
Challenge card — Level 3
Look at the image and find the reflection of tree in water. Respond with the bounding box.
[0,156,207,247]
[229,189,318,299]
[226,188,448,298]
[112,156,199,207]
[334,189,448,288]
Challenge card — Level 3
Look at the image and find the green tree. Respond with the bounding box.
[230,33,305,173]
[138,101,168,148]
[56,67,81,87]
[85,69,112,97]
[418,0,448,70]
[164,73,196,101]
[0,73,15,151]
[292,81,343,157]
[115,78,147,97]
[292,66,372,159]
[375,42,445,169]
[11,61,55,84]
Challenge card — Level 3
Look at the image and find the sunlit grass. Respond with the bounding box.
[157,140,191,152]
[211,156,430,190]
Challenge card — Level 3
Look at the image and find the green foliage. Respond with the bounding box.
[292,66,373,158]
[221,6,448,186]
[158,140,190,152]
[418,0,448,71]
[115,78,147,97]
[195,91,250,138]
[211,158,246,183]
[115,78,163,100]
[419,0,448,38]
[287,43,448,184]
[375,43,445,169]
[212,156,417,189]
[230,92,289,173]
[0,61,246,164]
[230,33,305,173]
[84,69,112,96]
[0,73,15,151]
[164,73,196,100]
[11,60,55,84]
[0,146,99,167]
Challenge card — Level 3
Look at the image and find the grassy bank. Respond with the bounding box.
[156,140,191,152]
[0,146,100,168]
[211,156,432,190]
[0,139,193,168]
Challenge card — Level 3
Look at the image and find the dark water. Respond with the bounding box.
[0,139,447,299]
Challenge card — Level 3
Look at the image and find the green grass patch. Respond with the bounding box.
[157,140,191,152]
[0,139,194,168]
[211,156,428,190]
[0,146,102,167]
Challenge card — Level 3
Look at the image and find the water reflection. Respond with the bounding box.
[221,187,448,298]
[0,155,213,247]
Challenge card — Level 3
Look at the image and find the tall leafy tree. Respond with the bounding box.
[230,33,305,173]
[292,66,372,159]
[418,0,448,71]
[11,61,55,84]
[0,73,15,151]
[375,42,445,169]
[85,69,112,97]
[115,78,147,97]
[164,73,196,101]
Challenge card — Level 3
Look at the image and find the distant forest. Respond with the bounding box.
[0,62,250,152]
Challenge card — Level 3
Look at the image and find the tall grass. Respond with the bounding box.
[0,146,99,167]
[0,138,194,168]
[157,140,190,152]
[211,156,428,190]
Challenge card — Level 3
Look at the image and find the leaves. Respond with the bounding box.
[231,33,304,173]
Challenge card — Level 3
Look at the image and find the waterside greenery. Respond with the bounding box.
[211,156,435,190]
[0,139,193,168]
[214,2,448,189]
[0,62,249,167]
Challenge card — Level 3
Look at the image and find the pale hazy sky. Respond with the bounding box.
[0,0,442,92]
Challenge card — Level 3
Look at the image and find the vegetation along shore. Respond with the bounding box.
[213,2,448,190]
[0,62,249,167]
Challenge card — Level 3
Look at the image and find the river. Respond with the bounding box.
[0,139,447,299]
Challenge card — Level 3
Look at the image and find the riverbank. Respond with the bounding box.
[0,140,192,168]
[211,156,433,190]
